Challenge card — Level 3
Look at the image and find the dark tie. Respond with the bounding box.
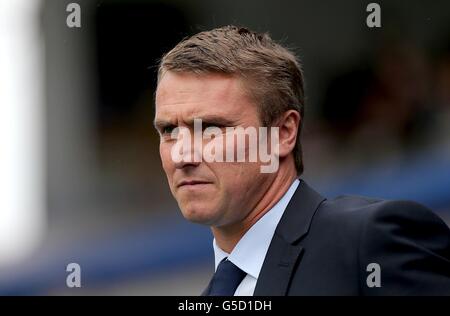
[205,258,247,296]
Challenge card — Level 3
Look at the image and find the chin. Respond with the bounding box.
[179,203,221,225]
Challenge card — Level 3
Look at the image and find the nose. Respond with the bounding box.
[174,156,201,169]
[172,127,202,170]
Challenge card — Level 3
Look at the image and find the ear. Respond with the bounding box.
[277,110,301,159]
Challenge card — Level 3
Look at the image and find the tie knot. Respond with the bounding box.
[206,258,247,296]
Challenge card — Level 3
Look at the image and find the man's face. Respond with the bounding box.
[155,71,274,228]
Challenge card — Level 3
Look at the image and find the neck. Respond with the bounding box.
[212,161,298,253]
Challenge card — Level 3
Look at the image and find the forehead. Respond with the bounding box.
[155,71,255,120]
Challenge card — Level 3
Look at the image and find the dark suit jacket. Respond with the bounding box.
[252,180,450,295]
[205,180,450,295]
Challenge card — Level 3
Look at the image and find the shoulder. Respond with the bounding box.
[310,196,450,294]
[313,195,448,236]
[309,195,450,264]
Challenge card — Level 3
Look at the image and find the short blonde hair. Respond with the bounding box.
[158,25,305,175]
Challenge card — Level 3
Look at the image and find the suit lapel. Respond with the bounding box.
[252,236,304,295]
[253,180,326,296]
[201,280,212,296]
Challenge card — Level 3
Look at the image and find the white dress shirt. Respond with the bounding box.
[212,179,300,296]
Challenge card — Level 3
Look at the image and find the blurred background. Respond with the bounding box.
[0,0,449,295]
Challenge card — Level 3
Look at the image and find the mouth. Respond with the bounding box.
[177,180,213,188]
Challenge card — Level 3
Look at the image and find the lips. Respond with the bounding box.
[177,180,212,188]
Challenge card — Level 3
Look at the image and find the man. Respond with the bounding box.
[154,25,450,295]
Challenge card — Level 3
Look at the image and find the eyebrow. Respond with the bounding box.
[153,115,237,131]
[153,119,174,131]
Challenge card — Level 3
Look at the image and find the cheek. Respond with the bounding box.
[213,161,261,195]
[160,142,174,175]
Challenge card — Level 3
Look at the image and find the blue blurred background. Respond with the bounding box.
[0,0,449,295]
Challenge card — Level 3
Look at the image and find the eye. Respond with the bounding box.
[162,125,176,134]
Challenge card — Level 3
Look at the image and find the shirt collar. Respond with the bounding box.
[213,179,300,279]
